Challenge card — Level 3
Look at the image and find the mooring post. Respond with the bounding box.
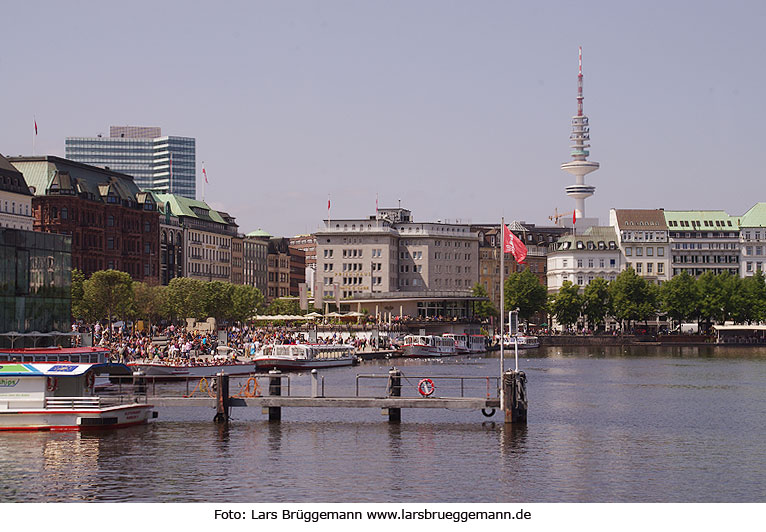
[213,372,230,424]
[386,367,402,423]
[268,369,282,421]
[311,369,320,398]
[502,370,527,424]
[132,370,146,396]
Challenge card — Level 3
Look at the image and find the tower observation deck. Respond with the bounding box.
[561,47,599,220]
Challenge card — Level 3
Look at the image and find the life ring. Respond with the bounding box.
[85,372,95,389]
[46,377,58,392]
[481,408,496,418]
[417,378,435,397]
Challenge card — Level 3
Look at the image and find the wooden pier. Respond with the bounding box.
[129,368,526,424]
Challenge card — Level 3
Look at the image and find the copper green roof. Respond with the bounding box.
[153,193,227,224]
[552,226,619,252]
[246,228,271,238]
[663,210,738,231]
[739,203,766,228]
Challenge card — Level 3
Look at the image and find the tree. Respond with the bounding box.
[549,281,583,330]
[82,269,134,324]
[471,283,498,320]
[71,269,86,320]
[203,281,235,322]
[133,282,168,325]
[230,285,264,323]
[166,277,206,320]
[504,269,547,326]
[741,270,766,323]
[608,268,658,330]
[660,271,700,327]
[266,298,302,316]
[582,277,611,329]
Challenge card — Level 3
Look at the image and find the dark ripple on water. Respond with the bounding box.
[1,346,765,503]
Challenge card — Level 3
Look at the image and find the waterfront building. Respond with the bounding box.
[65,126,196,199]
[560,47,600,229]
[472,222,568,309]
[314,207,479,301]
[0,227,71,343]
[231,234,244,285]
[243,229,270,295]
[664,210,740,277]
[267,237,291,301]
[155,198,184,285]
[153,194,237,282]
[738,203,766,277]
[10,156,159,282]
[0,154,34,230]
[290,234,317,297]
[546,226,622,293]
[609,209,670,284]
[289,247,306,297]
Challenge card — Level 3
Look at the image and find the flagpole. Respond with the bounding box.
[33,117,36,156]
[500,217,505,379]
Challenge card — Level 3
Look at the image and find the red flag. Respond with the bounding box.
[34,119,38,135]
[328,198,331,210]
[203,164,208,183]
[573,210,576,225]
[503,225,528,264]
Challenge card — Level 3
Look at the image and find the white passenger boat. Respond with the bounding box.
[0,351,155,431]
[498,335,539,349]
[401,335,458,357]
[254,344,357,370]
[127,346,256,378]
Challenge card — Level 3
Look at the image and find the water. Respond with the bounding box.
[1,346,765,502]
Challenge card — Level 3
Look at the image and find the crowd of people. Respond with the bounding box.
[71,322,383,365]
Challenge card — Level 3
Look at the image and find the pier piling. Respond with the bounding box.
[386,367,402,423]
[502,370,527,424]
[267,370,282,421]
[214,372,230,424]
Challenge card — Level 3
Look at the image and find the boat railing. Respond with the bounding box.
[355,373,500,399]
[46,397,102,410]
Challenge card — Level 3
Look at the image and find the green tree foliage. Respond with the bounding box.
[266,297,302,316]
[608,267,658,328]
[741,270,766,323]
[132,282,169,325]
[472,283,498,319]
[549,281,583,329]
[582,277,611,327]
[82,269,134,323]
[166,277,206,319]
[230,285,264,323]
[660,271,700,326]
[504,269,547,324]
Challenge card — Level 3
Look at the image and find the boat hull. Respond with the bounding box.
[401,345,458,358]
[0,403,155,431]
[127,362,256,378]
[253,357,356,371]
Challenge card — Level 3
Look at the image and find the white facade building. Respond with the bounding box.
[546,226,622,292]
[609,209,670,284]
[314,208,479,300]
[664,210,740,277]
[0,154,33,230]
[738,203,766,277]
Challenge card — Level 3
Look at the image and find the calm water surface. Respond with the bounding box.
[2,346,765,503]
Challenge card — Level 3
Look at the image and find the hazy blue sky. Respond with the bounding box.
[2,1,765,236]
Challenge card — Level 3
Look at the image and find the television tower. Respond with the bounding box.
[561,46,599,220]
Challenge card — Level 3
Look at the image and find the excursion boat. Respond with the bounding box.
[444,334,487,354]
[401,335,458,357]
[253,344,357,370]
[498,335,540,349]
[0,348,156,431]
[127,346,256,378]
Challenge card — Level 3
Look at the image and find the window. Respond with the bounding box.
[636,248,643,256]
[636,263,643,273]
[658,263,664,274]
[657,247,664,257]
[647,263,653,274]
[625,247,632,256]
[647,247,653,256]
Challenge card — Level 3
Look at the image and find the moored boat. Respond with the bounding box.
[254,344,357,370]
[401,335,458,357]
[0,357,155,431]
[127,346,256,377]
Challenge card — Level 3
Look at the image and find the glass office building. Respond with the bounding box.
[0,228,71,338]
[65,126,196,199]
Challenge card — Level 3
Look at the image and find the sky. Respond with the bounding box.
[2,1,766,236]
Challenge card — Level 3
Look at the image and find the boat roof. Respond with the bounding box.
[0,347,109,355]
[0,362,130,377]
